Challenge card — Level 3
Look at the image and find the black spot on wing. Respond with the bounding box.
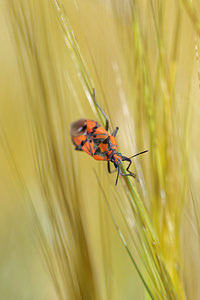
[102,136,115,150]
[92,126,98,133]
[94,147,108,158]
[102,136,110,144]
[93,138,106,147]
[81,140,86,146]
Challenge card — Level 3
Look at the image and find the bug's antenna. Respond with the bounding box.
[129,150,148,159]
[115,166,120,186]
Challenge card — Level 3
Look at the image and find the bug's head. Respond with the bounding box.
[70,119,87,137]
[111,153,122,166]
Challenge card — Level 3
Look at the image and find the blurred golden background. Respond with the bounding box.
[1,0,200,299]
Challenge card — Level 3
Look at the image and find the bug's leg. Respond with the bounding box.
[93,88,109,131]
[112,127,119,137]
[120,172,137,180]
[120,172,139,183]
[115,166,120,186]
[121,156,138,180]
[107,161,117,174]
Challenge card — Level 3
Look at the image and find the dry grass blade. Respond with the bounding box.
[5,1,99,299]
[50,0,184,299]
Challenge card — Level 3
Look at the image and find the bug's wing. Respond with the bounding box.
[91,126,109,140]
[82,138,98,157]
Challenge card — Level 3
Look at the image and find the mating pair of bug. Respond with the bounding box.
[70,89,148,186]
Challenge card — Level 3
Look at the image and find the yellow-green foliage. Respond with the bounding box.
[1,0,200,299]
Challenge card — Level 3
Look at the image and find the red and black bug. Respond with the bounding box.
[70,89,148,186]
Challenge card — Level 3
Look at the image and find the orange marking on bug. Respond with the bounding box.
[109,135,117,146]
[86,120,97,133]
[72,135,86,147]
[82,142,93,156]
[99,143,109,153]
[93,154,107,161]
